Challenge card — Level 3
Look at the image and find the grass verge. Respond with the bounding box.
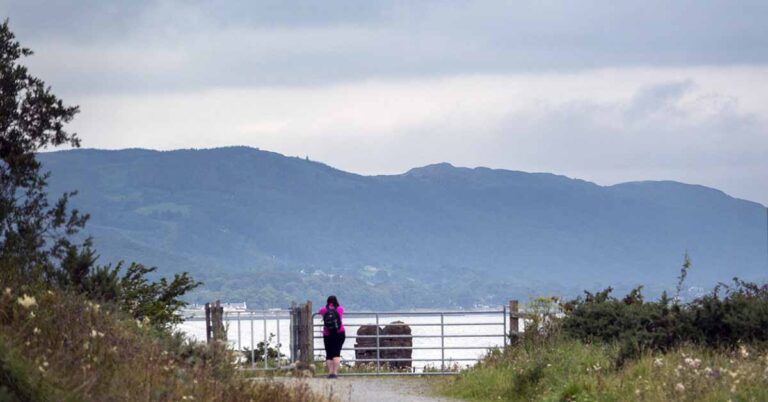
[0,288,333,401]
[438,337,768,401]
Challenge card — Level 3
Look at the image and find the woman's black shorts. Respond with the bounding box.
[323,331,346,360]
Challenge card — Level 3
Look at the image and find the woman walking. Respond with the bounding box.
[319,295,345,378]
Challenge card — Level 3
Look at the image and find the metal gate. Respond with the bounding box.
[311,307,515,376]
[188,308,294,370]
[189,300,520,375]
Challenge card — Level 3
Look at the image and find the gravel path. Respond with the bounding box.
[272,376,460,402]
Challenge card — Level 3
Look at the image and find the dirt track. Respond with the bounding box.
[274,376,460,402]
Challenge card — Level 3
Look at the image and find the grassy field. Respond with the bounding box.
[438,337,768,401]
[0,288,332,402]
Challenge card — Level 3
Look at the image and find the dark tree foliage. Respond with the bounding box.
[0,20,200,329]
[0,19,87,284]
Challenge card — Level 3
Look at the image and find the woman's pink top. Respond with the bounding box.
[318,305,345,336]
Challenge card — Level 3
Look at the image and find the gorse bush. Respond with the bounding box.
[689,279,768,347]
[560,278,768,365]
[443,271,768,401]
[557,253,768,364]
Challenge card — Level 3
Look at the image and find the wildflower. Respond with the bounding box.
[84,341,89,351]
[675,383,685,392]
[4,288,11,296]
[684,357,701,369]
[32,327,40,335]
[704,367,713,376]
[17,294,36,309]
[739,346,749,359]
[38,366,45,373]
[42,361,48,368]
[653,358,664,368]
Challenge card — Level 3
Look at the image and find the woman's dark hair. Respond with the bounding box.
[326,295,339,308]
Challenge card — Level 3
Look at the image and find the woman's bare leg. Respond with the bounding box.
[333,356,341,374]
[325,359,331,374]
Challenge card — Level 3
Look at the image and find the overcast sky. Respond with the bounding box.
[3,1,767,204]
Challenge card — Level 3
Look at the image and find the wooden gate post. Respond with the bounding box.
[205,302,212,344]
[290,302,298,361]
[205,300,225,344]
[509,299,519,335]
[298,300,314,367]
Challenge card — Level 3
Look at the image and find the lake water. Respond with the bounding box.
[177,310,524,371]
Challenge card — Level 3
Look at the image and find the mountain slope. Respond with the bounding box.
[38,147,768,308]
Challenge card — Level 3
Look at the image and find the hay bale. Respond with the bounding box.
[354,324,381,368]
[381,321,412,370]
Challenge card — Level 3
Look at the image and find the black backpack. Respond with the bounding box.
[323,307,342,334]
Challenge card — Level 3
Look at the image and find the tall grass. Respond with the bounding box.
[440,335,768,401]
[0,288,332,401]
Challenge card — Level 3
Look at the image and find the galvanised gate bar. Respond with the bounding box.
[310,303,520,376]
[189,307,293,370]
[193,300,521,375]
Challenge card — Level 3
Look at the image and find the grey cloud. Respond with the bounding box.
[3,0,767,94]
[625,80,695,119]
[305,79,768,203]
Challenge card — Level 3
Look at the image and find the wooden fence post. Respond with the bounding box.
[290,302,298,361]
[205,302,212,344]
[297,300,314,368]
[509,299,519,335]
[205,300,225,344]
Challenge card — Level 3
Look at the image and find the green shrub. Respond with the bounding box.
[561,279,768,363]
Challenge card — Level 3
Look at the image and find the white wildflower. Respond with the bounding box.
[653,358,664,368]
[17,294,37,309]
[684,357,701,369]
[675,383,685,392]
[739,346,749,359]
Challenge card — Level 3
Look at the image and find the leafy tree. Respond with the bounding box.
[0,20,200,329]
[0,19,88,285]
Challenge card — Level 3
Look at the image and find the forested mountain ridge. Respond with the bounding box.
[38,147,767,308]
